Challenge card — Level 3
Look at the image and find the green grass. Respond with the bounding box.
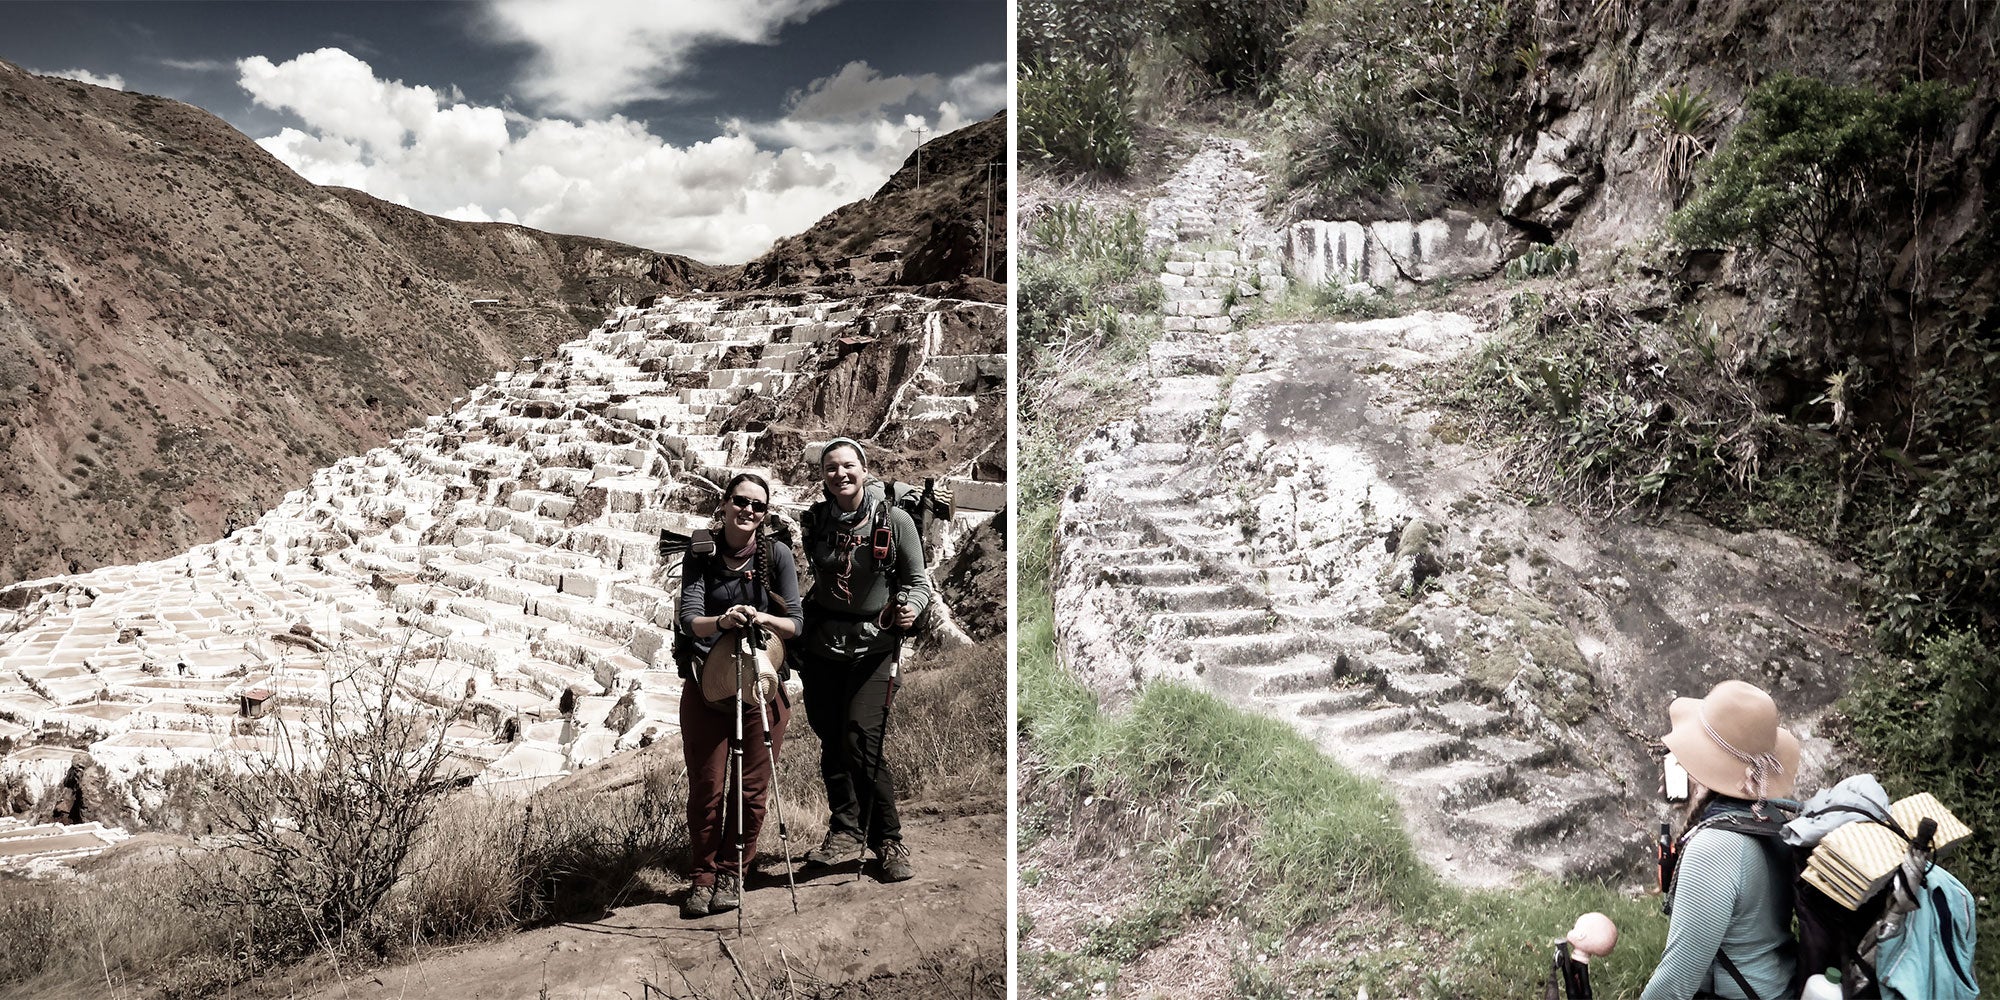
[1017,466,1669,999]
[1255,277,1395,323]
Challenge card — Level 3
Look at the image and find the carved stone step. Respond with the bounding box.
[1133,583,1262,613]
[1205,654,1341,701]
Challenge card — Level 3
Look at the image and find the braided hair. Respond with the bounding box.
[756,532,780,615]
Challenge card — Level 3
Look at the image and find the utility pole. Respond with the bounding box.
[981,162,1002,281]
[909,125,930,188]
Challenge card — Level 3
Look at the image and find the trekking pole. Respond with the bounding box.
[755,688,800,913]
[732,630,748,938]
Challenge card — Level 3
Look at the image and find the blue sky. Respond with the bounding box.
[1,1,1007,263]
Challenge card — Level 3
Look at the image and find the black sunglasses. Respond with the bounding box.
[727,495,769,513]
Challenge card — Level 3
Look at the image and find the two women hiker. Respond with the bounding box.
[672,437,932,919]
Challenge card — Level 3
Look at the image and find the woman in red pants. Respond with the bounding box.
[674,472,802,918]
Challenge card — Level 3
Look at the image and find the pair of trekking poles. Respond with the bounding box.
[725,618,797,938]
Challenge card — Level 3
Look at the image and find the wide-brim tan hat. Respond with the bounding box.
[1662,679,1799,800]
[700,632,784,708]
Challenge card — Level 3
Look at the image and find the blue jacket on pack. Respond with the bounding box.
[1879,864,1979,1000]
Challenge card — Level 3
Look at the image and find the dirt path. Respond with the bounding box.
[302,810,1004,1000]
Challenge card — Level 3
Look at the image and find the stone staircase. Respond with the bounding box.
[1143,136,1286,341]
[1063,434,1629,886]
[1055,137,1629,888]
[0,290,1006,814]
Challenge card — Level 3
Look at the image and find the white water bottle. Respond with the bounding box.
[1801,969,1843,1000]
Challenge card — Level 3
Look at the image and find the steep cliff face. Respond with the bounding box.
[1497,2,1994,252]
[0,61,720,584]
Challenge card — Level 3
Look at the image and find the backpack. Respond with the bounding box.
[1663,799,1981,1000]
[1661,808,1808,1000]
[1874,864,1978,1000]
[800,476,953,635]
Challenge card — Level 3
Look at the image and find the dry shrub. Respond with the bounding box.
[395,760,690,937]
[889,641,1006,800]
[176,652,462,963]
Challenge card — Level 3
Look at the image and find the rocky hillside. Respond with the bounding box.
[730,113,1008,298]
[0,60,723,586]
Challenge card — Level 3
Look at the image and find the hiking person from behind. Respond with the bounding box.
[796,438,932,883]
[1644,679,1804,1000]
[673,472,803,919]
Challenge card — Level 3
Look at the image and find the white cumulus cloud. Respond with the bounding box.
[480,0,841,118]
[40,68,126,90]
[235,48,991,264]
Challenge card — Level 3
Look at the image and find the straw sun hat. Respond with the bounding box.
[1661,680,1800,800]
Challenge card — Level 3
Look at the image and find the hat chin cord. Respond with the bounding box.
[1699,706,1785,800]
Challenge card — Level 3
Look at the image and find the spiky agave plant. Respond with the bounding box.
[1651,85,1718,201]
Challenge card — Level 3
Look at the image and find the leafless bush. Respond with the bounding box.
[180,649,463,960]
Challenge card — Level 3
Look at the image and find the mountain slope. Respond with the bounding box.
[729,113,1008,297]
[0,61,721,584]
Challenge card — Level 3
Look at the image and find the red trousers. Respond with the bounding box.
[680,680,790,884]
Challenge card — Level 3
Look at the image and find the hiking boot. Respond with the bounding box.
[875,840,915,883]
[803,829,864,867]
[680,883,712,919]
[709,873,741,913]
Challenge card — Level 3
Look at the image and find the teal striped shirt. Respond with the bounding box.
[1642,812,1797,1000]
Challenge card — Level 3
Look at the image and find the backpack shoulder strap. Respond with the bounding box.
[1714,951,1762,1000]
[680,527,715,579]
[1688,814,1793,1000]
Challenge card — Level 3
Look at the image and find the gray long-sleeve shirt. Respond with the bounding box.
[1642,812,1798,1000]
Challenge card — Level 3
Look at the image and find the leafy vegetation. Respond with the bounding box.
[1503,242,1578,280]
[1019,0,1306,174]
[1671,74,1963,343]
[1019,202,1155,354]
[1442,290,1772,515]
[1647,85,1717,202]
[1272,0,1515,215]
[1019,58,1136,175]
[1841,630,2000,988]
